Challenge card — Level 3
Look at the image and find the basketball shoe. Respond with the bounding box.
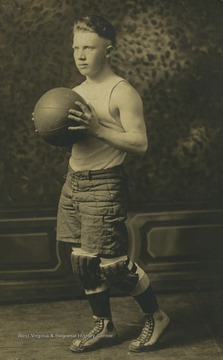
[70,316,118,352]
[129,309,170,352]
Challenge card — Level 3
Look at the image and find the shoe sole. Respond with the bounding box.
[129,320,171,353]
[70,334,119,353]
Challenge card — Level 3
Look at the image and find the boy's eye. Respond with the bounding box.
[72,46,94,52]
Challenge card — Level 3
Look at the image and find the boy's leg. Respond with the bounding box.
[128,261,170,352]
[100,255,170,352]
[69,247,118,352]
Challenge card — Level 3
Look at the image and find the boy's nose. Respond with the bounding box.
[79,50,86,60]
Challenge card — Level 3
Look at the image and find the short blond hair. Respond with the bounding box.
[73,15,116,46]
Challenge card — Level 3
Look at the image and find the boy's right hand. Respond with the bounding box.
[32,112,38,133]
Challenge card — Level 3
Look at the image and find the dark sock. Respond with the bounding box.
[134,285,159,314]
[86,288,112,319]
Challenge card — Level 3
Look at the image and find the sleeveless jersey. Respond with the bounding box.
[69,75,127,171]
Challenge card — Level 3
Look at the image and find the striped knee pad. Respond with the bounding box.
[71,249,104,291]
[100,256,139,293]
[100,256,150,295]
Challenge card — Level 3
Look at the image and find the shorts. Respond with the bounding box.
[56,165,129,256]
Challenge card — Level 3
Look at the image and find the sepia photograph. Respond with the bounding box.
[0,0,223,359]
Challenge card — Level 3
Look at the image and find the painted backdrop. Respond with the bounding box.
[0,0,223,209]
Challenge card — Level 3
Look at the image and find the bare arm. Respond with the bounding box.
[68,82,148,155]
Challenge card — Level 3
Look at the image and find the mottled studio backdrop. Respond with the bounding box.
[0,0,223,209]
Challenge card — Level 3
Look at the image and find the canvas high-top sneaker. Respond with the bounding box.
[129,309,170,352]
[70,316,118,352]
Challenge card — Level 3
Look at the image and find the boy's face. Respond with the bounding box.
[72,31,111,78]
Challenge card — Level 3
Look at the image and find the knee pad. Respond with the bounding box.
[71,249,103,291]
[100,256,139,293]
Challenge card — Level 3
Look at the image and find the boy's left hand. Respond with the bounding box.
[68,101,100,137]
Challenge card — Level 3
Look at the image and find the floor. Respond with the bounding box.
[0,291,223,360]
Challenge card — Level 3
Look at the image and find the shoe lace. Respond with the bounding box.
[137,315,154,343]
[88,318,104,338]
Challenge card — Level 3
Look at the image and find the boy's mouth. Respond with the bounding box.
[78,64,88,68]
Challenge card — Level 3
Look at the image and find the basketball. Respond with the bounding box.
[33,87,87,146]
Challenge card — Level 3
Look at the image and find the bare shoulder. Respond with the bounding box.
[72,83,82,92]
[111,80,143,109]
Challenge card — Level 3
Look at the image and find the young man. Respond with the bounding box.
[56,15,170,353]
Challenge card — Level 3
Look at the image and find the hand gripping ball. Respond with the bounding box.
[33,87,87,146]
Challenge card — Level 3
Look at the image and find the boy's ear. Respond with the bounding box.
[105,45,114,58]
